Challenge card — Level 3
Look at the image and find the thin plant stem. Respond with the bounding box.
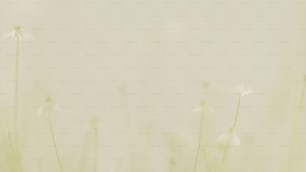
[93,126,98,172]
[169,158,176,172]
[10,27,23,172]
[47,108,64,172]
[80,119,99,172]
[232,94,242,129]
[217,144,230,172]
[217,94,242,172]
[5,132,22,172]
[79,134,90,172]
[14,33,20,131]
[281,79,306,171]
[37,159,43,172]
[296,81,306,116]
[192,107,205,172]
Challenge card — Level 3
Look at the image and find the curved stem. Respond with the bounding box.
[47,108,64,172]
[192,109,205,172]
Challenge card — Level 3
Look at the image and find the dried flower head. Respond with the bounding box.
[14,25,23,37]
[217,127,240,147]
[37,96,61,116]
[3,25,33,40]
[235,84,253,96]
[192,100,214,113]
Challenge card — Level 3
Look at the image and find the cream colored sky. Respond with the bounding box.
[0,0,306,172]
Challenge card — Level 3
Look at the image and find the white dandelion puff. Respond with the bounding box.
[3,25,33,41]
[217,84,249,147]
[216,127,240,172]
[192,100,214,113]
[6,25,33,130]
[217,127,240,147]
[37,97,61,116]
[235,84,253,96]
[215,84,251,172]
[38,96,64,172]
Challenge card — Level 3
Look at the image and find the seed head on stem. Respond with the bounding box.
[38,96,61,117]
[217,85,252,147]
[4,25,33,40]
[192,100,213,172]
[39,96,64,172]
[216,84,252,172]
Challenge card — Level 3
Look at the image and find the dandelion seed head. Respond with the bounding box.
[235,84,253,96]
[192,100,214,113]
[37,96,60,116]
[217,127,240,147]
[14,25,22,34]
[192,100,206,112]
[3,25,33,41]
[6,25,23,38]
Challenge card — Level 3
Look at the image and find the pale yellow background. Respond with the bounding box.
[0,0,306,172]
